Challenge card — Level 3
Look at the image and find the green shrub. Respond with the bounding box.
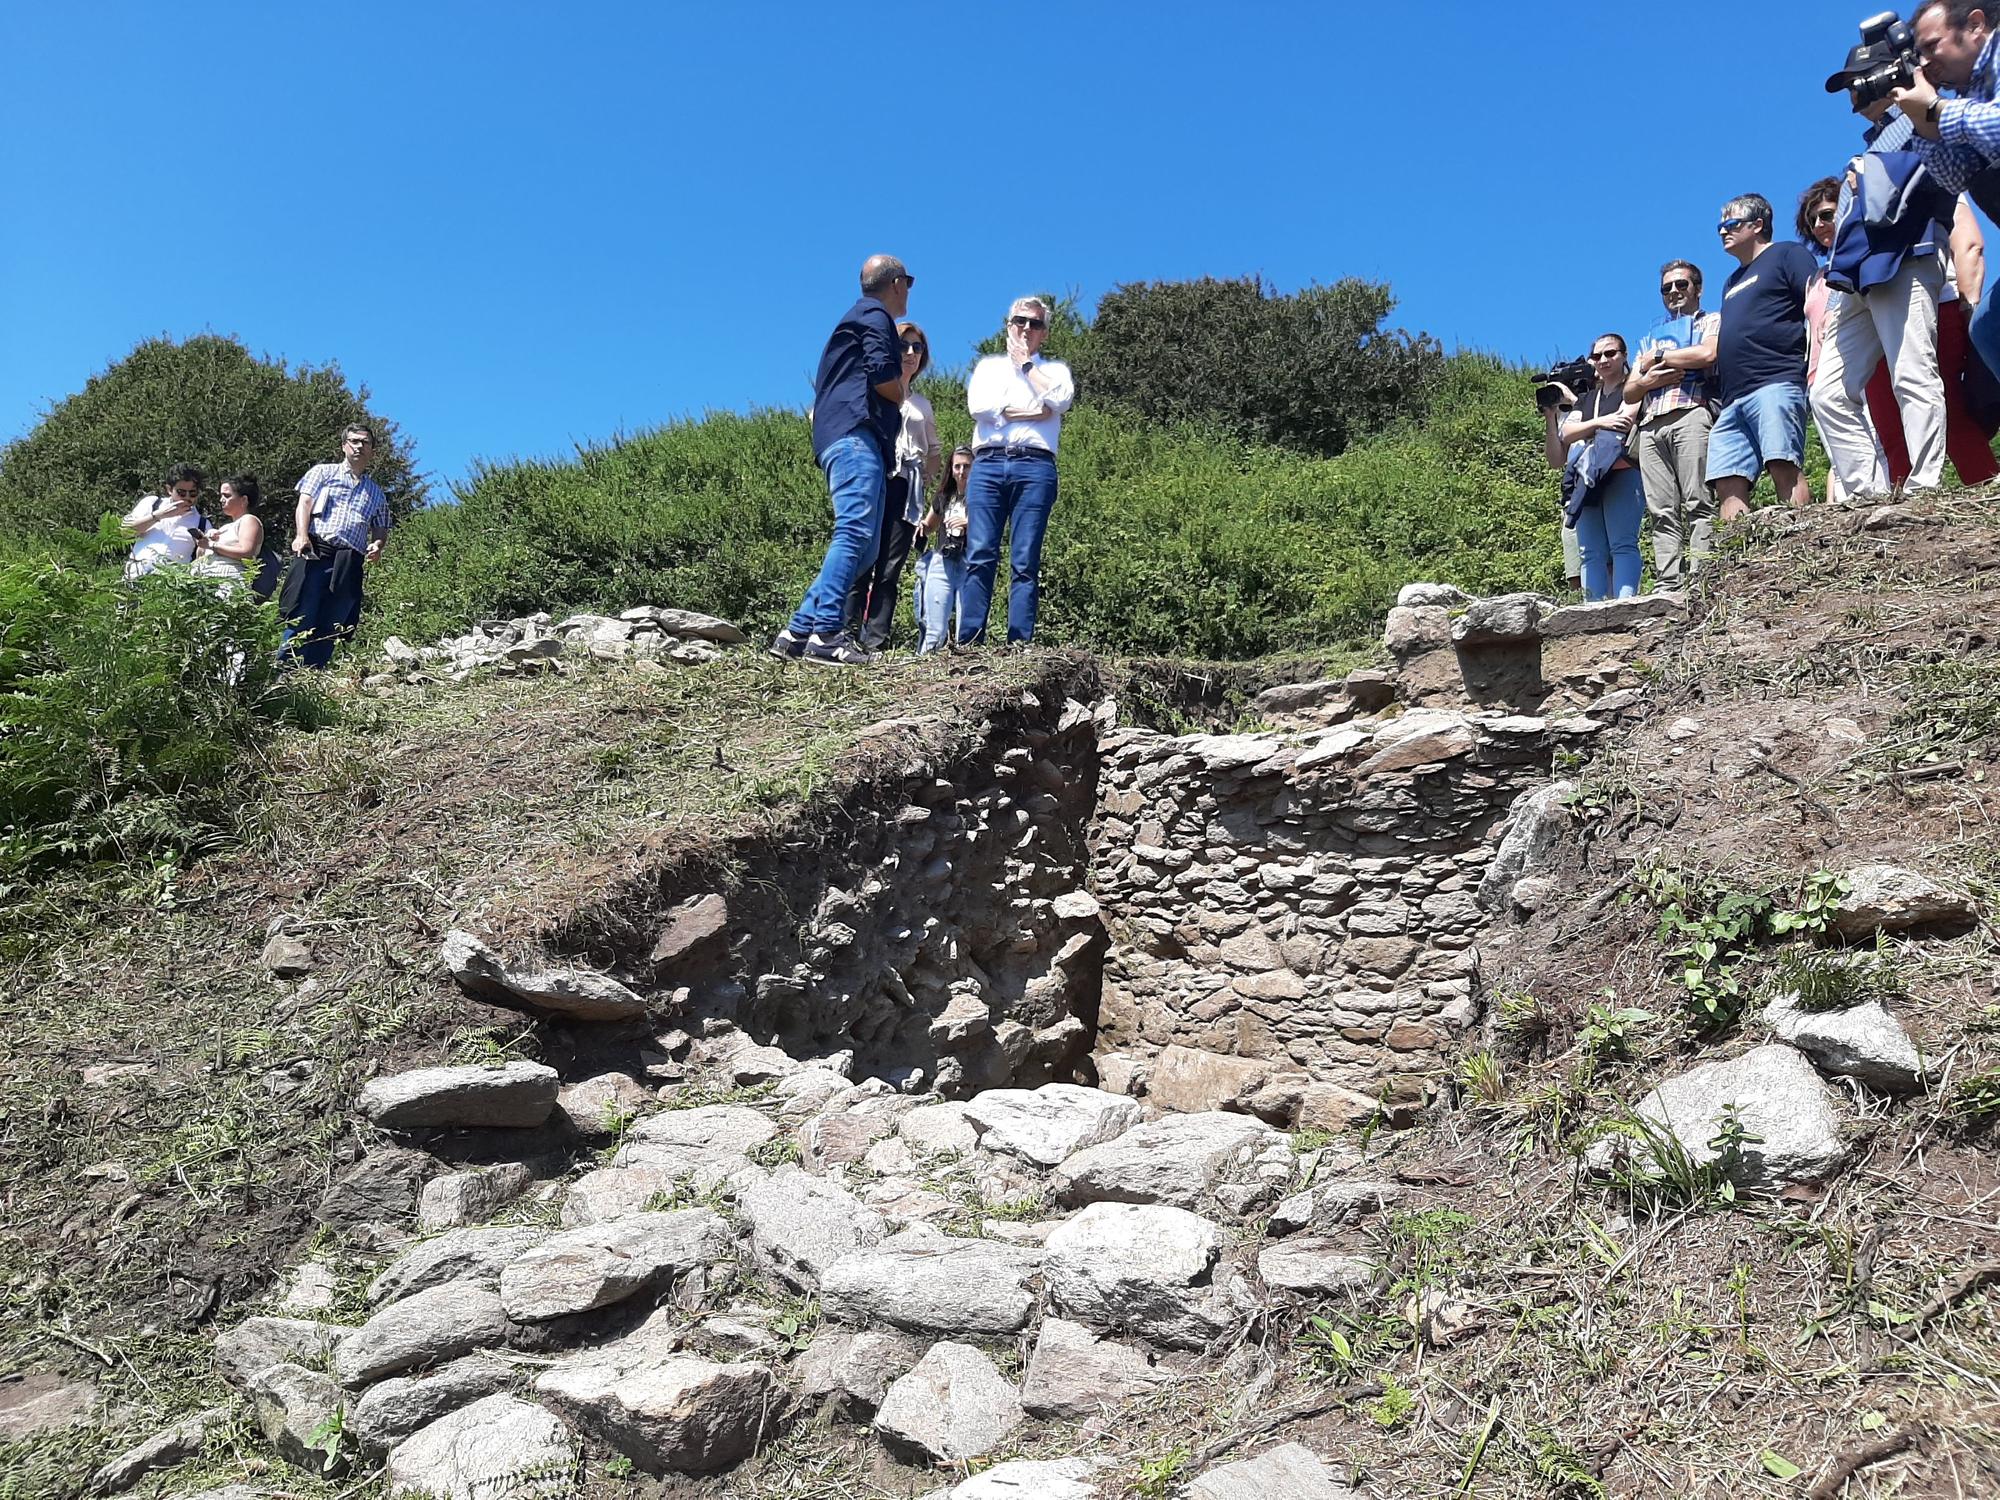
[366,352,1560,659]
[0,334,425,542]
[0,534,332,881]
[1084,276,1443,457]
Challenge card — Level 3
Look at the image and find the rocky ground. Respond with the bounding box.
[6,493,2000,1498]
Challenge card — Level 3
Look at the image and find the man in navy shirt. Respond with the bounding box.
[770,255,912,665]
[1706,194,1819,521]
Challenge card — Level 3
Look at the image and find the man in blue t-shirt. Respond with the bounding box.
[1706,194,1819,521]
[770,255,913,665]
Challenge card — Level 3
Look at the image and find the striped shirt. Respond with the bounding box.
[298,462,390,552]
[1915,32,2000,192]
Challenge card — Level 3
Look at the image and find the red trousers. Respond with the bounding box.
[1866,296,2000,487]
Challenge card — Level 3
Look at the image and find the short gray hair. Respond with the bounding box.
[1722,194,1773,235]
[1010,295,1051,321]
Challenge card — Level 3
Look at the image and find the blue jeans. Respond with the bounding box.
[1574,466,1644,601]
[957,451,1058,645]
[913,546,965,654]
[278,545,365,669]
[788,434,886,638]
[1705,383,1808,483]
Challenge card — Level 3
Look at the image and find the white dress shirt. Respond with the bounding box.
[966,353,1076,454]
[123,495,205,579]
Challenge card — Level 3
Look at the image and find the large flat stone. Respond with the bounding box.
[350,1352,515,1455]
[1053,1111,1292,1210]
[821,1228,1042,1336]
[371,1226,550,1305]
[738,1166,887,1293]
[613,1104,777,1185]
[961,1084,1141,1167]
[1831,865,1977,939]
[441,930,647,1023]
[1186,1441,1357,1498]
[1765,993,1933,1093]
[1256,1239,1375,1295]
[1539,592,1685,638]
[535,1352,772,1474]
[334,1283,512,1387]
[1145,1045,1269,1114]
[931,1459,1108,1498]
[1020,1317,1169,1418]
[1044,1203,1243,1349]
[386,1393,577,1499]
[357,1063,559,1131]
[873,1342,1025,1464]
[499,1210,728,1322]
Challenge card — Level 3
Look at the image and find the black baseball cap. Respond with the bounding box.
[1825,41,1896,92]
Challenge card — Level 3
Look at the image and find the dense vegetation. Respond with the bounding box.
[367,348,1558,658]
[0,334,424,541]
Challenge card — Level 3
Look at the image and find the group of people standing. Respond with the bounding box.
[771,255,1076,665]
[121,423,392,669]
[1548,0,2000,601]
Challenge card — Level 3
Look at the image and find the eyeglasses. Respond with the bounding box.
[1588,350,1622,363]
[1718,216,1754,233]
[901,341,926,356]
[1661,278,1693,294]
[1008,315,1046,331]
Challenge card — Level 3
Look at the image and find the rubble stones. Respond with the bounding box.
[1764,993,1933,1093]
[419,1163,535,1231]
[1257,1239,1376,1295]
[1831,865,1978,938]
[1476,780,1575,911]
[1383,605,1451,656]
[372,1226,549,1305]
[1021,1317,1169,1418]
[614,1104,777,1183]
[821,1229,1043,1336]
[250,1362,347,1470]
[333,1283,512,1387]
[1451,592,1546,646]
[561,1166,684,1227]
[795,1329,927,1416]
[1593,1044,1848,1190]
[1396,582,1471,609]
[317,1147,438,1236]
[1053,1111,1292,1210]
[1185,1441,1357,1499]
[499,1210,728,1321]
[1539,592,1685,637]
[1043,1203,1240,1349]
[386,1393,578,1500]
[739,1167,888,1292]
[89,1406,230,1493]
[960,1083,1140,1166]
[898,1102,979,1156]
[440,931,647,1023]
[350,1352,516,1455]
[535,1352,773,1474]
[1145,1046,1271,1114]
[873,1342,1026,1464]
[215,1316,349,1388]
[357,1062,559,1131]
[649,893,731,968]
[555,1073,653,1141]
[260,930,313,978]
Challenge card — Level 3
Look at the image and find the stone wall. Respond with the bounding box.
[1086,709,1584,1126]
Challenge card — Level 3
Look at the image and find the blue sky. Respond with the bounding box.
[3,3,1874,495]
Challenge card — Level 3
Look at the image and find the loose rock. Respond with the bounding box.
[1764,993,1934,1092]
[499,1210,727,1322]
[961,1083,1141,1167]
[419,1163,535,1232]
[1185,1441,1357,1499]
[535,1351,773,1474]
[1831,865,1977,939]
[349,1352,515,1455]
[1053,1111,1292,1210]
[357,1062,559,1132]
[1257,1239,1375,1295]
[1044,1202,1243,1349]
[386,1393,577,1499]
[371,1226,549,1305]
[821,1228,1043,1336]
[215,1316,349,1389]
[1020,1317,1169,1418]
[873,1341,1026,1464]
[334,1282,512,1387]
[441,930,647,1023]
[795,1328,927,1417]
[250,1362,346,1471]
[738,1167,888,1293]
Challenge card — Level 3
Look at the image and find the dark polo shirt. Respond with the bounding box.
[810,295,902,460]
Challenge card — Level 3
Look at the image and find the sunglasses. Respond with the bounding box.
[1661,278,1693,294]
[1588,350,1622,362]
[1718,216,1754,233]
[1008,315,1046,331]
[1812,208,1837,225]
[901,341,926,356]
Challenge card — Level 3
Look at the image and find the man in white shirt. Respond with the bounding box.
[121,462,207,580]
[959,295,1077,645]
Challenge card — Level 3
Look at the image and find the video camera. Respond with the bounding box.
[1531,356,1593,412]
[1841,12,1920,109]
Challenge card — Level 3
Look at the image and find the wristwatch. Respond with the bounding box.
[1927,96,1943,127]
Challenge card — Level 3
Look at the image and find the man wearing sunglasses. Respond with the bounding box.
[121,461,207,580]
[1708,195,1819,520]
[958,295,1076,646]
[1627,261,1721,584]
[771,254,913,666]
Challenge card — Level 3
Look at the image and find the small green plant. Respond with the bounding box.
[1456,1049,1505,1105]
[1771,945,1903,1014]
[306,1407,348,1475]
[1525,1428,1607,1499]
[1768,871,1851,937]
[1578,998,1653,1068]
[768,1297,819,1355]
[1290,1126,1339,1154]
[1588,1103,1761,1210]
[1135,1445,1192,1498]
[1951,1069,2000,1127]
[748,1136,802,1169]
[603,1454,636,1480]
[1387,1208,1474,1293]
[1496,990,1553,1052]
[1370,1374,1417,1429]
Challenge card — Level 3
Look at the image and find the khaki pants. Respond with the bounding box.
[1811,255,1946,497]
[1636,404,1716,586]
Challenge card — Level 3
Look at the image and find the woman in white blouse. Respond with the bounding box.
[844,321,941,650]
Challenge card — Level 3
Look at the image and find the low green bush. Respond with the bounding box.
[0,532,332,882]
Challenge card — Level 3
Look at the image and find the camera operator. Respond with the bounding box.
[1626,261,1721,584]
[1817,33,1955,498]
[1536,358,1589,589]
[1894,4,2000,386]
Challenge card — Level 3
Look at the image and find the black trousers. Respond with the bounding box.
[844,476,915,649]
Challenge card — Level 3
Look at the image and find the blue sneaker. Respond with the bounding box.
[803,631,876,665]
[768,628,807,660]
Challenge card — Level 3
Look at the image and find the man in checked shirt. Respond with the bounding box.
[1898,3,2000,403]
[279,423,391,669]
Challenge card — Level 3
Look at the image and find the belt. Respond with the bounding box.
[973,443,1055,461]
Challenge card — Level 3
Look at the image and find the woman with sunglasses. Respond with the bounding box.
[120,461,207,580]
[1559,335,1645,599]
[844,320,940,650]
[913,445,974,653]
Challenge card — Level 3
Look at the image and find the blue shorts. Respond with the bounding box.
[1704,383,1808,484]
